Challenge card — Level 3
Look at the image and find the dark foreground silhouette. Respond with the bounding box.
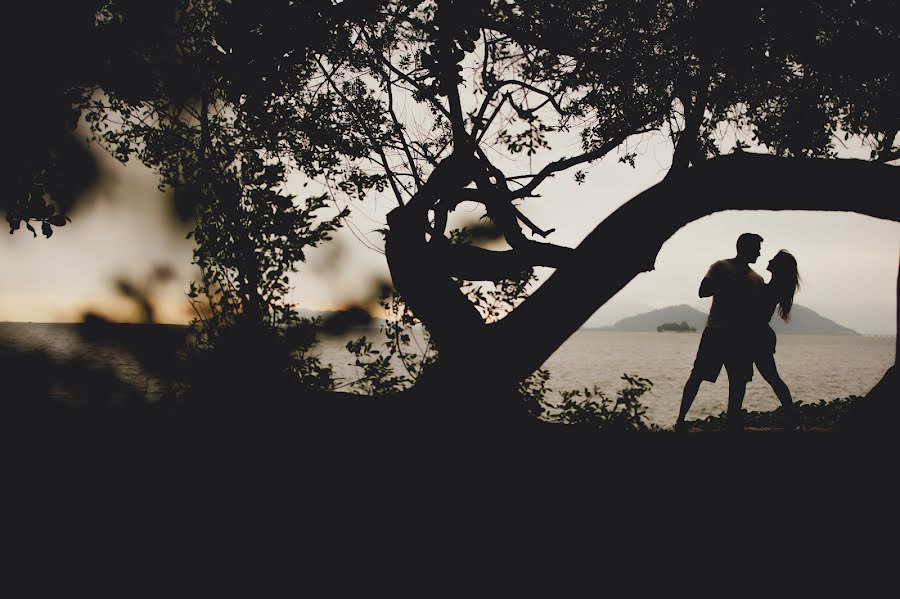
[2,317,892,443]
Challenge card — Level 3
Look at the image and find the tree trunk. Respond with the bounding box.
[386,153,898,422]
[838,247,900,431]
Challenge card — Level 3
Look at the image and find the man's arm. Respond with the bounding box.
[698,261,723,298]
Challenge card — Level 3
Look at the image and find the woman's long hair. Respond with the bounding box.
[770,250,801,322]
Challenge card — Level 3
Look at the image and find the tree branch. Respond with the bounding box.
[371,48,452,122]
[475,93,508,144]
[492,79,564,115]
[667,60,710,177]
[315,57,406,205]
[510,112,666,199]
[493,154,900,382]
[440,242,574,281]
[474,12,668,70]
[362,29,425,190]
[384,72,423,189]
[471,28,497,141]
[436,2,470,152]
[878,128,898,162]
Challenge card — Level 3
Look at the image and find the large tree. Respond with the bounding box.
[9,0,899,427]
[270,0,897,422]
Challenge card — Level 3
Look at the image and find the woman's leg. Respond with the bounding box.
[756,353,799,428]
[756,353,793,408]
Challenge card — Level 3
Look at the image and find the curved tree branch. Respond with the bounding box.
[667,59,711,177]
[493,79,564,115]
[440,241,574,281]
[492,153,900,382]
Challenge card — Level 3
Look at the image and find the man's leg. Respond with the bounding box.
[675,376,703,430]
[726,378,747,432]
[676,327,720,431]
[724,332,752,432]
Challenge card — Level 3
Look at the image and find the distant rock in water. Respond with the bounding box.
[605,304,858,335]
[657,321,696,333]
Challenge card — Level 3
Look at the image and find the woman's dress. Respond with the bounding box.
[754,285,779,357]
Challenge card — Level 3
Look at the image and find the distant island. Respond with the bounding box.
[297,304,858,335]
[657,321,696,333]
[591,304,858,335]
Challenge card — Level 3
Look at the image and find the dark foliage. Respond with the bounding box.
[4,1,897,429]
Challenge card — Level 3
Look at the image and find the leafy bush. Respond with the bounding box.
[345,335,411,396]
[690,396,863,431]
[531,373,658,432]
[518,368,553,419]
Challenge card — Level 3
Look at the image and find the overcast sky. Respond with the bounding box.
[1,130,897,334]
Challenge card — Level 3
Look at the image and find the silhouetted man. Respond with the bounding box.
[675,233,766,432]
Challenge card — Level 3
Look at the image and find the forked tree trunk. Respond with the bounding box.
[389,154,899,416]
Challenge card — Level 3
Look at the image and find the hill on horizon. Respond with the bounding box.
[593,304,858,335]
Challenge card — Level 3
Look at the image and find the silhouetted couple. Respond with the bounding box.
[675,233,802,432]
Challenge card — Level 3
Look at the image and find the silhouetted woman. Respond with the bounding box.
[754,250,802,429]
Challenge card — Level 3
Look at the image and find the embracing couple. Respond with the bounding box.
[675,233,802,432]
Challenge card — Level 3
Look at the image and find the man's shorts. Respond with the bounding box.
[690,327,753,383]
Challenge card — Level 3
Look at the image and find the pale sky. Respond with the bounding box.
[1,132,897,334]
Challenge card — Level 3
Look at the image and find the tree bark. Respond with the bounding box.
[487,153,900,382]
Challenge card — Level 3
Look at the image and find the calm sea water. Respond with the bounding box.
[318,329,895,426]
[540,330,894,426]
[1,323,893,427]
[0,322,181,403]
